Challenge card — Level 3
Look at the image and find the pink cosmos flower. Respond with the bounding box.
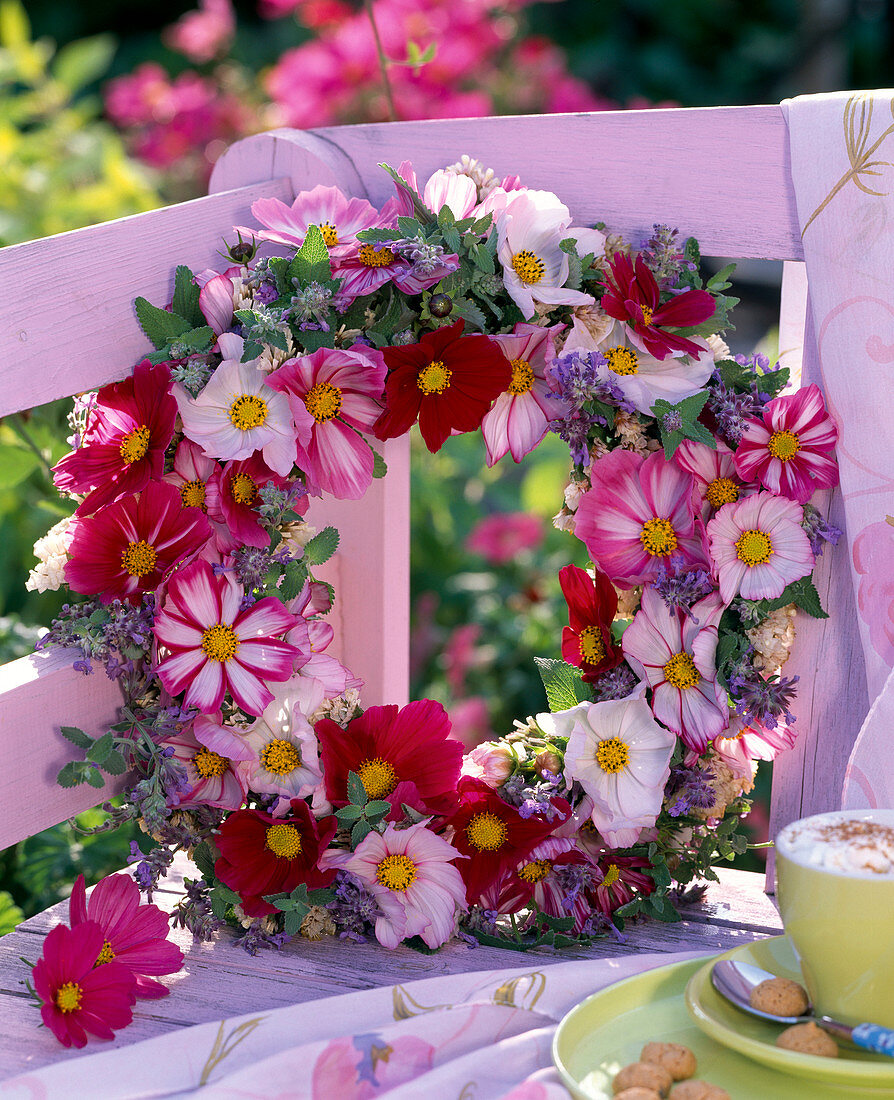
[163,438,217,513]
[52,360,176,515]
[507,837,598,933]
[198,269,241,335]
[154,559,298,715]
[328,824,467,949]
[574,449,708,587]
[64,480,212,605]
[32,921,135,1048]
[69,873,184,999]
[465,511,544,565]
[481,323,568,465]
[541,693,676,848]
[335,240,459,304]
[164,0,235,63]
[162,718,250,810]
[266,344,386,499]
[672,438,753,522]
[601,253,716,360]
[621,588,730,752]
[249,184,380,257]
[237,686,323,801]
[175,333,304,476]
[734,383,838,504]
[205,452,292,551]
[706,492,814,604]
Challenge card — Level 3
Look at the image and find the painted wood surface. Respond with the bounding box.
[210,106,804,261]
[0,854,782,1080]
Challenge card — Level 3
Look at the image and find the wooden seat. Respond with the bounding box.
[0,104,863,1076]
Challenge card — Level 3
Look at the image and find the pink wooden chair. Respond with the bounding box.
[0,106,863,862]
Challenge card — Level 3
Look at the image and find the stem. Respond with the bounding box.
[7,414,53,482]
[363,0,397,122]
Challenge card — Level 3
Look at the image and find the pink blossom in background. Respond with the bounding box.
[852,519,894,666]
[466,512,544,565]
[449,696,494,751]
[443,623,482,697]
[164,0,235,63]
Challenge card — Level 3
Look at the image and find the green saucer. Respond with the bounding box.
[685,935,894,1091]
[553,953,889,1099]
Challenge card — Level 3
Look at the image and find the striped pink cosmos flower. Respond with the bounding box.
[706,492,814,604]
[154,559,298,715]
[734,383,838,504]
[672,437,754,522]
[574,449,709,587]
[621,588,729,752]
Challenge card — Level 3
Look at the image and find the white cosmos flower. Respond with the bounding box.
[539,691,675,848]
[496,190,595,320]
[236,683,323,800]
[175,333,308,475]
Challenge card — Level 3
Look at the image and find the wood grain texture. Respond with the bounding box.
[211,106,803,261]
[0,651,124,849]
[0,854,781,1081]
[0,180,292,418]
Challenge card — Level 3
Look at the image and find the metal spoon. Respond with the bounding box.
[711,959,894,1058]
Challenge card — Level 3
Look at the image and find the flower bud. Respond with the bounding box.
[461,741,516,788]
[535,748,563,777]
[429,293,453,318]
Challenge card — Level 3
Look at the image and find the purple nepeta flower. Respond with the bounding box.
[588,663,640,701]
[38,595,156,681]
[706,374,765,445]
[326,870,382,941]
[501,770,566,821]
[233,545,271,591]
[666,764,716,817]
[127,842,175,901]
[661,409,683,433]
[801,503,842,557]
[237,925,290,955]
[547,350,633,413]
[651,563,714,620]
[729,666,799,728]
[549,412,602,466]
[172,878,225,940]
[639,225,695,289]
[394,234,451,278]
[733,352,771,373]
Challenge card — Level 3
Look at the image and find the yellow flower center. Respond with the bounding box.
[640,305,654,326]
[508,357,534,395]
[180,478,207,509]
[265,821,303,858]
[319,222,338,247]
[595,737,629,774]
[304,381,343,422]
[767,429,801,462]
[358,243,395,267]
[55,981,83,1013]
[604,346,639,376]
[602,863,621,888]
[95,940,116,966]
[193,746,229,778]
[356,756,398,799]
[417,359,452,395]
[518,858,552,884]
[200,624,240,662]
[578,625,606,664]
[511,250,546,285]
[705,477,739,508]
[640,517,677,556]
[120,539,157,577]
[230,471,258,506]
[735,528,773,566]
[663,651,700,690]
[466,810,508,851]
[229,393,268,431]
[119,424,151,464]
[261,738,302,777]
[375,853,418,892]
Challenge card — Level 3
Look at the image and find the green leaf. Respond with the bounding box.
[191,841,216,883]
[134,297,191,350]
[745,576,829,621]
[176,326,213,352]
[60,725,92,750]
[210,883,240,919]
[346,770,368,806]
[51,33,115,92]
[355,227,401,244]
[364,800,391,823]
[172,265,204,327]
[0,444,39,489]
[758,366,790,398]
[280,559,307,602]
[706,262,737,290]
[448,296,487,332]
[351,819,372,847]
[296,329,336,354]
[534,657,592,712]
[303,526,339,566]
[87,731,113,765]
[56,761,83,788]
[335,804,364,823]
[0,0,29,47]
[0,890,24,936]
[290,224,331,285]
[371,451,388,479]
[85,767,105,789]
[398,215,423,236]
[100,750,127,776]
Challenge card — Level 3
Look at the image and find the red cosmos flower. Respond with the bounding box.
[214,798,337,916]
[53,360,177,515]
[559,564,623,682]
[588,852,655,916]
[316,699,463,818]
[205,452,295,551]
[734,383,839,504]
[64,480,212,605]
[373,320,511,453]
[600,254,716,360]
[69,873,184,999]
[32,921,136,1048]
[444,776,570,904]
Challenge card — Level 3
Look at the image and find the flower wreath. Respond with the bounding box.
[26,155,840,1043]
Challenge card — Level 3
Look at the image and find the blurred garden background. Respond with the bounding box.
[1,0,891,925]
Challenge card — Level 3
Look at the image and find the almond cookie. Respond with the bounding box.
[749,976,809,1017]
[776,1020,839,1057]
[615,1089,663,1100]
[670,1082,731,1100]
[613,1061,673,1096]
[640,1041,697,1080]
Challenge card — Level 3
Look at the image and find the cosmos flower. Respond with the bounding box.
[204,452,292,551]
[161,717,250,810]
[249,184,381,257]
[237,689,323,801]
[164,438,217,512]
[558,563,623,681]
[672,437,753,522]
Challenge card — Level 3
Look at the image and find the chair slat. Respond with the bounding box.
[0,180,292,417]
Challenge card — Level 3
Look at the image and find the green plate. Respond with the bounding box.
[685,935,894,1091]
[553,955,885,1099]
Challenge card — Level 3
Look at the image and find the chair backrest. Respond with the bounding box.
[0,105,866,850]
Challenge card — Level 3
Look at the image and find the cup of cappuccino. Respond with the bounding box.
[775,809,894,1028]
